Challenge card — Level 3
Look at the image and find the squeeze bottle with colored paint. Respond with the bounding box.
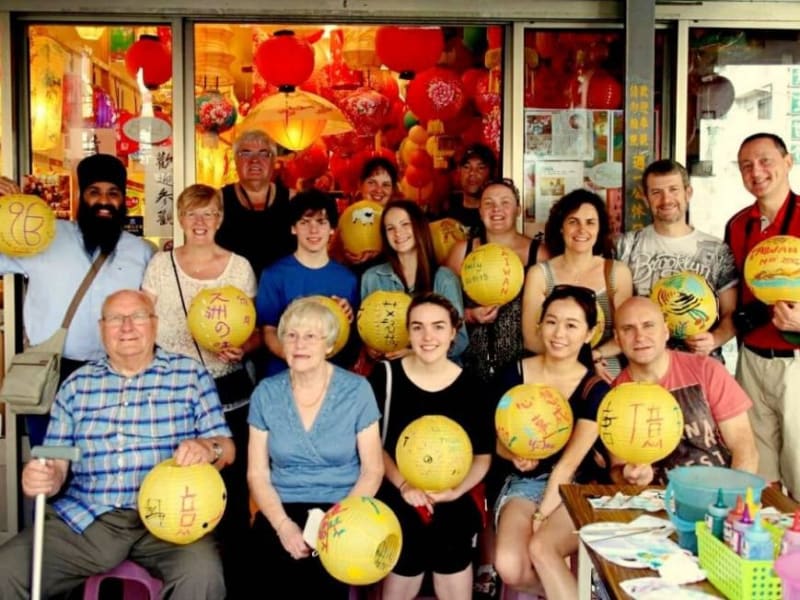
[742,512,774,560]
[705,488,729,540]
[723,495,745,547]
[731,504,754,555]
[781,508,800,556]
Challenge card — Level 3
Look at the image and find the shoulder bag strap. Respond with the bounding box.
[60,253,108,329]
[170,250,206,366]
[603,258,616,323]
[381,360,392,445]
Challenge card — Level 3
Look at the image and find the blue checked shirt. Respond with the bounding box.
[43,347,232,534]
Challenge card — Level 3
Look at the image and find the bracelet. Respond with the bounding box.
[398,480,408,492]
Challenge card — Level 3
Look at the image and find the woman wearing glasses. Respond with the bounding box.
[493,285,609,599]
[360,199,468,365]
[522,189,633,382]
[367,293,494,600]
[216,129,296,278]
[445,178,548,384]
[248,297,384,599]
[142,183,259,600]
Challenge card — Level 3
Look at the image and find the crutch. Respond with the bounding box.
[30,445,81,600]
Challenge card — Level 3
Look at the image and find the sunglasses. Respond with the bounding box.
[549,284,597,304]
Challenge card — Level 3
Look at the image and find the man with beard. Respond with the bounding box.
[0,154,154,445]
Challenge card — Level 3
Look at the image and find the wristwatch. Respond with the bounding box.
[210,441,223,465]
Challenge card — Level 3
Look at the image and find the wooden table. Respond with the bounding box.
[560,483,798,600]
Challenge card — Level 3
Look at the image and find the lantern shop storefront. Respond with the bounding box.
[4,0,800,539]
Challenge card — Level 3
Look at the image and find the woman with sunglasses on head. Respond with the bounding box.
[361,199,468,366]
[445,178,548,384]
[367,294,495,600]
[522,189,633,382]
[493,285,609,599]
[142,183,259,599]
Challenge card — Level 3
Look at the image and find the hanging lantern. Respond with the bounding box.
[586,70,623,110]
[406,67,465,128]
[75,26,105,41]
[375,26,444,80]
[339,88,390,136]
[109,27,135,61]
[92,86,117,129]
[30,36,64,152]
[254,30,315,92]
[124,35,172,90]
[195,90,237,135]
[196,131,232,188]
[342,27,382,71]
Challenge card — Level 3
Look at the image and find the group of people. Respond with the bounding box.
[0,129,796,600]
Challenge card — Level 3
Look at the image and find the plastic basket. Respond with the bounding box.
[696,521,782,599]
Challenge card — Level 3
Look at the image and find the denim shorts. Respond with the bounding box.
[493,472,550,527]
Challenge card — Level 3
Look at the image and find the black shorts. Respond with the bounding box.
[377,481,482,577]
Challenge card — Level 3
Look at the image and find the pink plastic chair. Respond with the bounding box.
[83,560,163,600]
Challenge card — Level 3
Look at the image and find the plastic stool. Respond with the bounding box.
[83,560,164,600]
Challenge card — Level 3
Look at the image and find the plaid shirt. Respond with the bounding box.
[43,347,231,534]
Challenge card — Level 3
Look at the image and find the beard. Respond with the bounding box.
[77,200,126,255]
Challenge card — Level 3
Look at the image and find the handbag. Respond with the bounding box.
[1,253,108,415]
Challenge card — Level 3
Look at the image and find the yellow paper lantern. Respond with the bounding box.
[0,194,57,257]
[339,200,384,256]
[597,382,684,465]
[342,27,382,70]
[187,286,256,352]
[137,458,227,545]
[460,242,525,307]
[650,271,718,339]
[743,235,800,305]
[356,290,412,353]
[317,496,402,585]
[429,218,467,265]
[495,384,574,460]
[395,415,473,492]
[307,295,350,357]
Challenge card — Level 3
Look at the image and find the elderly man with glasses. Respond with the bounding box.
[216,129,296,278]
[0,289,233,599]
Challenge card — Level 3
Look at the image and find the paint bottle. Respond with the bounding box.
[723,495,745,547]
[781,508,800,556]
[705,488,729,540]
[742,512,774,560]
[731,504,754,555]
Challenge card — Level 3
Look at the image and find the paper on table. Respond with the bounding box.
[580,515,682,569]
[620,577,719,600]
[588,489,665,512]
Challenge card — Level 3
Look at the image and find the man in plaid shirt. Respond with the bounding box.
[0,289,234,599]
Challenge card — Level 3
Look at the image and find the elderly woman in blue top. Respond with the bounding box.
[361,199,468,365]
[247,297,384,599]
[0,290,233,599]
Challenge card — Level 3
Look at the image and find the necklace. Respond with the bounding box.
[291,366,331,408]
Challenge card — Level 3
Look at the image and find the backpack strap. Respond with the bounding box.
[581,373,605,402]
[381,360,392,445]
[603,258,616,323]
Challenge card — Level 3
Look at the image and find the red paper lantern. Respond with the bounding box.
[404,164,434,188]
[115,109,139,157]
[586,70,623,109]
[293,140,330,180]
[473,71,501,116]
[125,35,172,90]
[407,148,434,171]
[375,26,444,80]
[254,30,315,92]
[406,68,465,123]
[340,88,391,136]
[487,26,503,50]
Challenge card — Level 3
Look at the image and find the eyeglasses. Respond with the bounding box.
[549,284,597,304]
[236,149,273,161]
[182,210,220,221]
[282,331,325,345]
[101,311,155,327]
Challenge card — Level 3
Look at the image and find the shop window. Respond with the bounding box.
[192,24,505,217]
[25,24,174,249]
